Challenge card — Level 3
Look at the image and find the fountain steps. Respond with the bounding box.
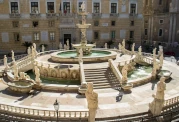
[84,67,120,89]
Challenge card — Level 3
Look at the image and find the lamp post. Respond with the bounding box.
[53,99,59,122]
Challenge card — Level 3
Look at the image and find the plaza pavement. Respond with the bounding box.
[0,58,179,118]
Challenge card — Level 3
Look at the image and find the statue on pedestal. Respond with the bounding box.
[138,46,142,55]
[122,39,125,49]
[42,45,45,52]
[132,43,135,53]
[153,48,156,57]
[85,82,98,122]
[121,64,128,83]
[11,50,15,62]
[104,43,108,49]
[59,42,63,49]
[27,47,31,55]
[64,44,67,50]
[149,77,166,116]
[34,66,41,85]
[81,1,86,12]
[78,48,83,62]
[4,55,9,70]
[159,51,163,68]
[118,43,122,50]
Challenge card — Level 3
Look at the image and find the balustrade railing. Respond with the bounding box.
[0,103,88,119]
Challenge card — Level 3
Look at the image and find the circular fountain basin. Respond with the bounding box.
[157,70,172,80]
[7,80,34,93]
[51,50,117,63]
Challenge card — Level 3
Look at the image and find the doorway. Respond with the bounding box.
[64,34,71,49]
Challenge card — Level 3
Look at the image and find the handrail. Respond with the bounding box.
[0,103,89,118]
[108,59,122,82]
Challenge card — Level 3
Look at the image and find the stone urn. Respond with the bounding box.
[7,80,34,93]
[121,83,133,92]
[157,70,172,80]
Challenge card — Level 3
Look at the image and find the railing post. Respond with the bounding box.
[170,110,173,121]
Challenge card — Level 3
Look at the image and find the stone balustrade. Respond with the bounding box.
[0,103,88,119]
[108,59,123,82]
[164,96,179,107]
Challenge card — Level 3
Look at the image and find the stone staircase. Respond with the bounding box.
[84,67,120,89]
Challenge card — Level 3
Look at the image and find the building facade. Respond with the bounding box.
[143,0,179,47]
[0,0,143,53]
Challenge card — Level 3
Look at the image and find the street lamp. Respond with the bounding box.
[53,99,59,122]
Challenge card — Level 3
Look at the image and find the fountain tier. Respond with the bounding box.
[51,50,117,63]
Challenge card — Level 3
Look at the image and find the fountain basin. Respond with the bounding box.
[51,50,117,63]
[7,80,34,93]
[157,70,172,80]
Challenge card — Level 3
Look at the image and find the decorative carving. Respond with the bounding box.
[61,71,67,78]
[121,64,128,83]
[34,66,41,85]
[13,62,19,80]
[104,43,107,49]
[11,50,15,62]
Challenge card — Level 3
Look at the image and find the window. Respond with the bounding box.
[111,3,117,13]
[145,0,148,5]
[49,32,55,41]
[159,29,163,37]
[63,2,70,13]
[78,2,82,12]
[130,21,134,26]
[159,0,162,5]
[34,32,39,41]
[94,20,99,26]
[145,29,148,35]
[159,19,164,24]
[14,33,20,41]
[31,2,39,13]
[94,31,99,39]
[48,20,55,27]
[130,4,136,14]
[93,3,100,13]
[32,21,38,27]
[11,2,18,13]
[12,21,19,28]
[111,31,115,39]
[130,31,134,38]
[47,2,54,13]
[111,21,115,26]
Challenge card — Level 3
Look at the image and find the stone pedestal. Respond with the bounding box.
[149,98,164,116]
[88,108,97,122]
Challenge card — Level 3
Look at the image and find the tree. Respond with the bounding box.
[107,40,114,48]
[22,41,32,53]
[126,40,133,50]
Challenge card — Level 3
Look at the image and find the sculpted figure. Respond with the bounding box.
[118,43,122,50]
[149,77,166,116]
[59,42,63,49]
[85,82,98,122]
[34,66,41,84]
[81,1,86,12]
[138,46,142,55]
[153,48,156,57]
[132,43,135,52]
[122,65,128,83]
[122,39,125,49]
[11,50,15,61]
[64,44,67,50]
[27,47,31,55]
[104,43,107,49]
[159,51,163,67]
[42,45,45,52]
[4,55,7,67]
[78,48,83,62]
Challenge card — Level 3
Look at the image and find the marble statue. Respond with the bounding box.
[118,43,122,50]
[33,43,36,50]
[104,43,107,49]
[27,47,31,55]
[149,77,166,116]
[93,42,96,48]
[81,1,86,12]
[11,50,15,61]
[122,39,125,49]
[138,46,142,55]
[32,43,37,58]
[4,55,9,70]
[85,82,98,122]
[122,65,128,83]
[132,43,135,52]
[13,62,19,80]
[59,42,63,49]
[152,58,157,79]
[66,39,70,50]
[42,45,45,52]
[159,51,163,67]
[153,48,156,57]
[64,44,67,50]
[19,72,30,80]
[78,48,83,62]
[34,66,41,85]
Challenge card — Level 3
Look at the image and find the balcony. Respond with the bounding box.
[110,13,119,18]
[129,13,138,19]
[9,13,21,18]
[30,13,41,18]
[46,13,57,18]
[92,13,102,19]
